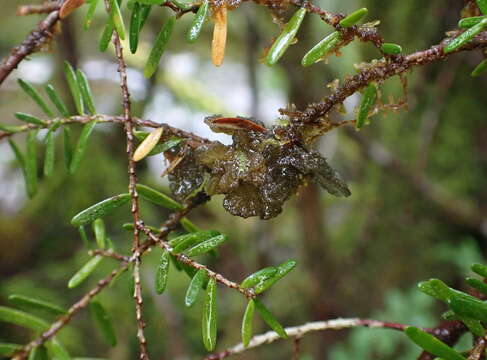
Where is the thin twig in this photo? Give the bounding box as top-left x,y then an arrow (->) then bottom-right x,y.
17,2 -> 60,16
289,0 -> 338,23
0,2 -> 63,85
0,0 -> 200,88
291,337 -> 301,360
0,114 -> 210,145
12,262 -> 130,360
138,225 -> 256,299
13,202 -> 200,359
0,0 -> 201,87
293,32 -> 487,124
161,1 -> 199,17
204,318 -> 412,360
113,29 -> 149,360
90,249 -> 130,262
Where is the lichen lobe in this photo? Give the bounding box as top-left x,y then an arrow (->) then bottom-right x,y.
168,116 -> 351,219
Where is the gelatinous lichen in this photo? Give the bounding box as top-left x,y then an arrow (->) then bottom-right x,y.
166,116 -> 350,219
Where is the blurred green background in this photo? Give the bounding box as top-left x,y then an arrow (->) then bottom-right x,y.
1,0 -> 486,359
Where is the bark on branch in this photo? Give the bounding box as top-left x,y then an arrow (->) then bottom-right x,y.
0,3 -> 62,85
205,318 -> 412,360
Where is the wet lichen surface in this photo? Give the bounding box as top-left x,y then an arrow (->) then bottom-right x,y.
168,116 -> 351,219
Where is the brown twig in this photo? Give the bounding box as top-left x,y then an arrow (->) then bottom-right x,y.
0,114 -> 210,145
138,225 -> 256,299
291,32 -> 487,124
204,318 -> 413,360
136,194 -> 208,255
90,249 -> 130,262
161,1 -> 199,17
12,200 -> 201,359
291,337 -> 301,360
112,24 -> 149,359
288,0 -> 338,23
0,2 -> 63,85
0,0 -> 200,88
12,262 -> 129,360
17,1 -> 60,16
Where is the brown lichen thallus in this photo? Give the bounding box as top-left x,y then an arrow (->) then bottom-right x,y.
166,115 -> 351,219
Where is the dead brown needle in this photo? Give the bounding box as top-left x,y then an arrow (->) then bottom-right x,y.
212,5 -> 227,67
